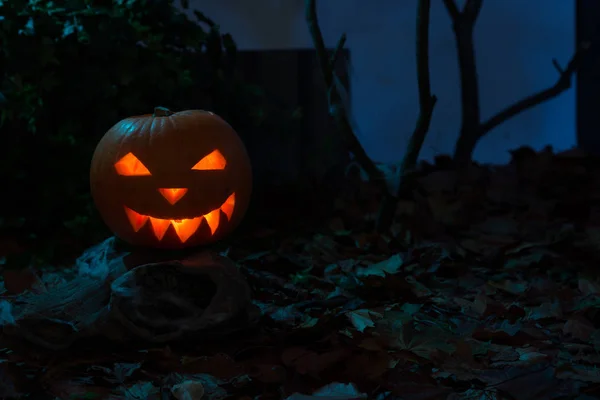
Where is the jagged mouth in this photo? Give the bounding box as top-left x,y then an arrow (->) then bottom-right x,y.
124,193 -> 235,243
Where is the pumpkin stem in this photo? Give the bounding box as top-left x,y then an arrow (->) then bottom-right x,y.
153,106 -> 174,117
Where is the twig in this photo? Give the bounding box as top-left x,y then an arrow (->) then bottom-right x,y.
442,0 -> 484,24
306,0 -> 436,233
399,0 -> 437,175
442,0 -> 460,20
305,0 -> 387,188
444,0 -> 590,165
376,0 -> 437,232
478,42 -> 591,138
329,33 -> 347,71
463,0 -> 484,22
442,0 -> 483,165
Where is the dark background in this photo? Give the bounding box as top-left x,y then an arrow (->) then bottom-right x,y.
0,0 -> 591,266
189,0 -> 576,164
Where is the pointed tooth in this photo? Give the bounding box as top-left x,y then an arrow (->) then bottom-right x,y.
124,207 -> 148,232
220,193 -> 235,220
204,208 -> 221,235
149,217 -> 171,240
171,217 -> 203,243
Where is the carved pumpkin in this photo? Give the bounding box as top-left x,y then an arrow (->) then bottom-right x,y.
90,107 -> 252,248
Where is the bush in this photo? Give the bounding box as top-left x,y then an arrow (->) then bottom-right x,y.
0,0 -> 282,258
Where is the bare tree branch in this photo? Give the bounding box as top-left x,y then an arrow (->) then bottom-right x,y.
306,0 -> 332,86
443,0 -> 483,22
443,0 -> 482,165
442,0 -> 460,21
329,33 -> 347,69
376,0 -> 437,231
478,42 -> 591,138
400,0 -> 437,176
444,0 -> 589,165
305,0 -> 387,189
464,0 -> 484,22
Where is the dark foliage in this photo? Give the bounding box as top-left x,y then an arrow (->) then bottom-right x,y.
0,0 -> 289,265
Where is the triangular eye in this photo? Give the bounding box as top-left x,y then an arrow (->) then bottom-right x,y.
114,152 -> 151,176
192,149 -> 226,170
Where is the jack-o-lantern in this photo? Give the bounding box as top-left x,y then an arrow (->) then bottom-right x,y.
90,107 -> 252,249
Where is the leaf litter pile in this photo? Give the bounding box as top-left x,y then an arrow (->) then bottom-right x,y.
2,147 -> 600,399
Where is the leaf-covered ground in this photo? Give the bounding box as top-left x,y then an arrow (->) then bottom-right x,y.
2,147 -> 600,399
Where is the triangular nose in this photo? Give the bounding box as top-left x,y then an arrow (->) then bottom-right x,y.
158,188 -> 188,205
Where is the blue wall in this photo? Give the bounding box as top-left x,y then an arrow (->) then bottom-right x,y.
186,0 -> 574,165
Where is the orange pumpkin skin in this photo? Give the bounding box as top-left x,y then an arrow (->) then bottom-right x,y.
90,108 -> 252,249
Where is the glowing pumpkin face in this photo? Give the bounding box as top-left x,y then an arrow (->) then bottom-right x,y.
90,107 -> 252,248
